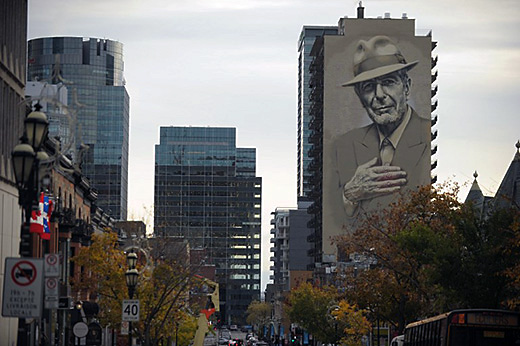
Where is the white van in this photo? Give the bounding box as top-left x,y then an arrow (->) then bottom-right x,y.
390,335 -> 404,346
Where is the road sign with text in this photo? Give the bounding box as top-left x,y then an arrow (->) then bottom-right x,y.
122,299 -> 139,321
2,258 -> 44,317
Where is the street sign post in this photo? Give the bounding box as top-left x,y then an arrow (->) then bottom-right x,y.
122,299 -> 139,321
43,255 -> 60,309
44,253 -> 60,277
121,321 -> 129,335
73,321 -> 89,338
2,258 -> 44,318
44,277 -> 59,309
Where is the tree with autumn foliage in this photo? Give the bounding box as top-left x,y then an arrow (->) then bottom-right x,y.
286,282 -> 370,345
246,301 -> 272,336
71,231 -> 127,327
135,257 -> 201,346
332,301 -> 371,346
335,183 -> 520,333
73,232 -> 208,346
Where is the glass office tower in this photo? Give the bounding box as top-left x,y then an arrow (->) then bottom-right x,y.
28,37 -> 129,220
297,26 -> 337,198
154,127 -> 262,325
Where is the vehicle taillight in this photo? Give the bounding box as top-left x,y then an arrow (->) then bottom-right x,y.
451,313 -> 465,324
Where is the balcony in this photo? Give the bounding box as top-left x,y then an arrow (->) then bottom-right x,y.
58,207 -> 76,230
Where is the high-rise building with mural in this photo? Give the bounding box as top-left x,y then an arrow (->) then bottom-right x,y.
305,5 -> 437,273
154,126 -> 262,325
27,37 -> 129,220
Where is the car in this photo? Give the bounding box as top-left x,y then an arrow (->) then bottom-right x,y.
218,338 -> 230,346
229,324 -> 238,331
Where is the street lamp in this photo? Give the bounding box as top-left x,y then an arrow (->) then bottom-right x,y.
11,104 -> 49,345
11,104 -> 49,255
125,251 -> 139,346
24,105 -> 49,150
11,142 -> 35,188
126,251 -> 138,298
327,305 -> 340,346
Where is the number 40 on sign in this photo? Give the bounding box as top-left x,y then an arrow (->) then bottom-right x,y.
122,299 -> 139,321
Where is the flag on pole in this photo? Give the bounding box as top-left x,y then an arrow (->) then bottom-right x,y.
41,195 -> 53,240
30,192 -> 44,234
30,192 -> 53,240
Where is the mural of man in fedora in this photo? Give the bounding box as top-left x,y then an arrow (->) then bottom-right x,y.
331,35 -> 431,218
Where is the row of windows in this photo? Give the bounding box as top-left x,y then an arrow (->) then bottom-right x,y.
154,220 -> 259,228
155,191 -> 259,198
155,179 -> 260,187
155,200 -> 259,207
230,274 -> 260,280
155,210 -> 254,217
229,264 -> 261,270
230,254 -> 260,260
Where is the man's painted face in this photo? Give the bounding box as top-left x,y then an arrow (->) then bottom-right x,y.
355,71 -> 411,127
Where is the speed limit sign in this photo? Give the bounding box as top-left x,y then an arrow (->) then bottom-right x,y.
122,299 -> 139,321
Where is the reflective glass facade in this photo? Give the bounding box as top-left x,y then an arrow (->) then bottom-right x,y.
27,37 -> 129,219
155,127 -> 262,325
297,27 -> 337,198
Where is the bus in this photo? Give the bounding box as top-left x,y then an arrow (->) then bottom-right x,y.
403,309 -> 520,345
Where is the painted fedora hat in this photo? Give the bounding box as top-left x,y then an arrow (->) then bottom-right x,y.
342,35 -> 418,87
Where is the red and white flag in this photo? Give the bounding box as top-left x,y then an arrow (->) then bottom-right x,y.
30,192 -> 53,240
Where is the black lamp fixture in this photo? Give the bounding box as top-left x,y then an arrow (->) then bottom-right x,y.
125,250 -> 139,346
11,142 -> 36,188
127,251 -> 138,269
125,251 -> 139,299
24,104 -> 49,151
11,103 -> 49,190
11,104 -> 49,346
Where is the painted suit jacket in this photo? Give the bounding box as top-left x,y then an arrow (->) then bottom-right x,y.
327,108 -> 431,230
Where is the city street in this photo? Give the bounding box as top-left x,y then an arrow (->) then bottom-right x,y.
204,329 -> 248,346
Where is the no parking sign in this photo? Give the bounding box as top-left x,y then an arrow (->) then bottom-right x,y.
44,253 -> 60,277
2,258 -> 44,318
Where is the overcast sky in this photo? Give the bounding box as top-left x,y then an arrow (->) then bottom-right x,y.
28,0 -> 520,291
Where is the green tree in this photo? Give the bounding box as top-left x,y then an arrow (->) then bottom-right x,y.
336,183 -> 520,333
503,210 -> 520,308
136,260 -> 200,346
333,301 -> 371,346
72,231 -> 127,327
286,282 -> 369,345
73,232 -> 202,346
246,301 -> 272,336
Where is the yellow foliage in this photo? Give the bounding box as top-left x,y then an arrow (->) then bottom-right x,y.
333,301 -> 371,346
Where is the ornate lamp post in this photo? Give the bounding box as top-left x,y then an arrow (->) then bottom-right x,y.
126,251 -> 139,345
11,104 -> 49,345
